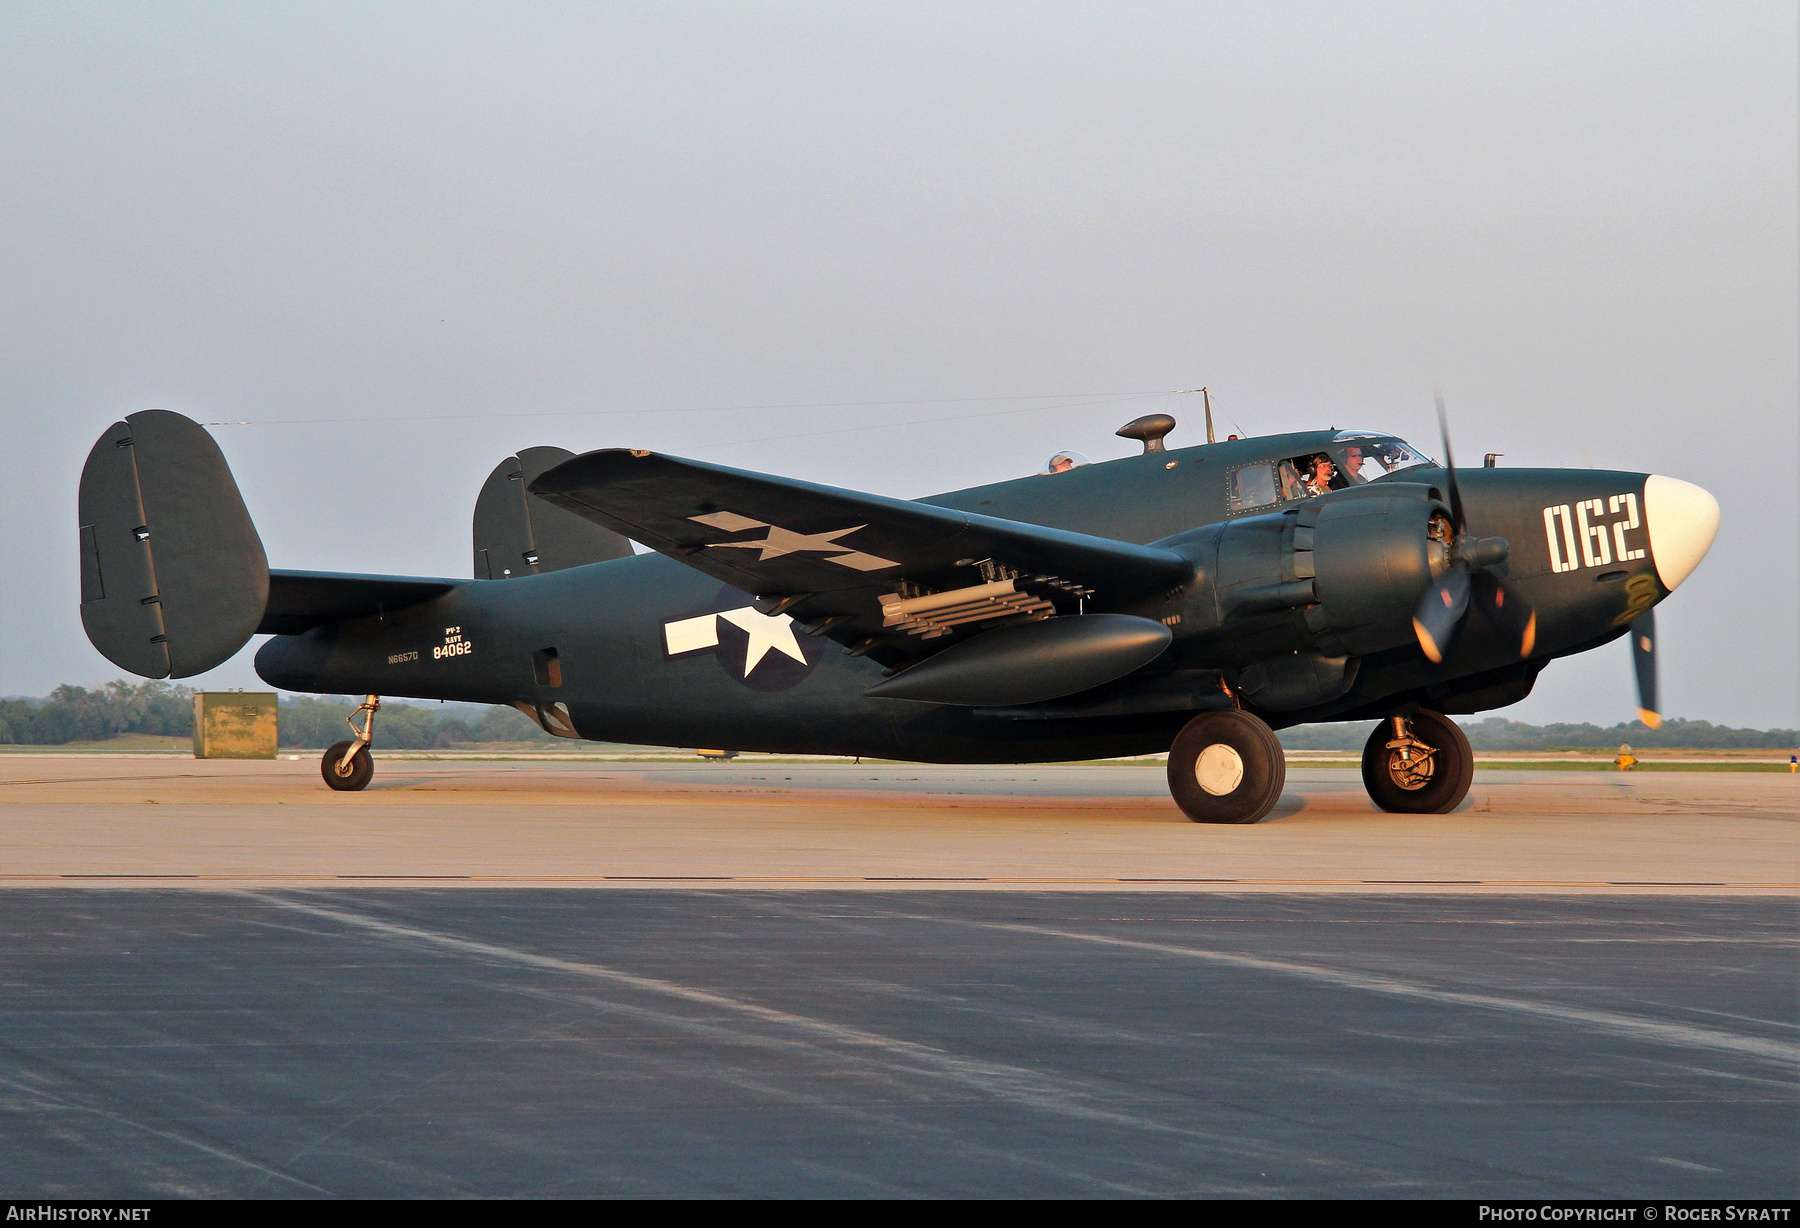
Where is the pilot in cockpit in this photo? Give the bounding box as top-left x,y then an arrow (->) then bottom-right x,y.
1301,453 -> 1338,497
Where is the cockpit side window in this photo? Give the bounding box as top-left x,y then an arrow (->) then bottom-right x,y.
1229,436 -> 1432,513
1227,464 -> 1278,511
1282,453 -> 1345,497
1276,459 -> 1309,501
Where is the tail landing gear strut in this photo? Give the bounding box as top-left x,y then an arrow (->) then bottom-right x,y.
321,694 -> 380,792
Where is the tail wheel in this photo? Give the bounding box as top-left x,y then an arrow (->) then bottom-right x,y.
321,740 -> 374,792
1167,710 -> 1286,824
1361,711 -> 1473,814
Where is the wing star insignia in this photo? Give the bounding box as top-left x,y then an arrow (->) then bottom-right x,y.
687,511 -> 898,571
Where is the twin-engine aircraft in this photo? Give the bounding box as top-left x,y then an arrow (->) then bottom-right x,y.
77,405 -> 1717,823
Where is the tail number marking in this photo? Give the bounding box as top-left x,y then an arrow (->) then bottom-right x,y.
433,626 -> 473,660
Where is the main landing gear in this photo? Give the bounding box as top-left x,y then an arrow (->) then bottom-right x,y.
1361,710 -> 1473,814
1166,707 -> 1476,823
321,694 -> 381,792
1167,709 -> 1287,824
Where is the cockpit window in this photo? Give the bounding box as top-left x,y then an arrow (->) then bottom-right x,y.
1041,450 -> 1092,475
1227,464 -> 1278,511
1329,433 -> 1431,483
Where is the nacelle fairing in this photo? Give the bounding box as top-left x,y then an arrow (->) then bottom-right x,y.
1152,483 -> 1449,683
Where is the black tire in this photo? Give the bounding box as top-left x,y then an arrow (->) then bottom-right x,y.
1167,710 -> 1287,824
1361,711 -> 1473,814
321,740 -> 374,792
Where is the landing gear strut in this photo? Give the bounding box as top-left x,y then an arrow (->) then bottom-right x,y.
1361,710 -> 1473,814
321,694 -> 380,792
1167,709 -> 1286,824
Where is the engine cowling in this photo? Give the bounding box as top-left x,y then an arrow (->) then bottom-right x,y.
1302,484 -> 1450,655
1156,484 -> 1451,707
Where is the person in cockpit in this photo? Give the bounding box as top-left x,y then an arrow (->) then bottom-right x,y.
1302,453 -> 1337,497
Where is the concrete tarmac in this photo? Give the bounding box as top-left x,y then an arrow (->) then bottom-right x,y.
0,757 -> 1793,889
0,759 -> 1793,1197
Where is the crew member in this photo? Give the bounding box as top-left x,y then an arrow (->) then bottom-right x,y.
1615,743 -> 1637,771
1302,454 -> 1337,497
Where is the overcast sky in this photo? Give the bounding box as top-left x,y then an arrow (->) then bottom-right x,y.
2,2 -> 1794,729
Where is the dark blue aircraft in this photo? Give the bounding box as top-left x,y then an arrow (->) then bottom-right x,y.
76,406 -> 1717,823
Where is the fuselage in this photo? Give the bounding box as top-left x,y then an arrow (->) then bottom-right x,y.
254,429 -> 1709,761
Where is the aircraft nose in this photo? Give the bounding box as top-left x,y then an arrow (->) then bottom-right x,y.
1643,475 -> 1719,592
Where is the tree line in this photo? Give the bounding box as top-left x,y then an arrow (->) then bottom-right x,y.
0,679 -> 1792,750
0,681 -> 556,748
1277,716 -> 1796,751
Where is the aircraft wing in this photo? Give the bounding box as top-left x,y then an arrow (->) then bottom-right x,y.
530,450 -> 1191,657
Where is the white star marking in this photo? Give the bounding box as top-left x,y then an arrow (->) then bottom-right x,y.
717,607 -> 808,677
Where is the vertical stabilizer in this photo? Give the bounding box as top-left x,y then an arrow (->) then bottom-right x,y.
78,410 -> 269,678
473,445 -> 632,578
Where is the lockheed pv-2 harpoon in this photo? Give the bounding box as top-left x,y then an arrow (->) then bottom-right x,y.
77,405 -> 1717,823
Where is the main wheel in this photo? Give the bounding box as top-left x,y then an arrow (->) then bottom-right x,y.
321,740 -> 374,792
1167,710 -> 1287,824
1361,711 -> 1473,814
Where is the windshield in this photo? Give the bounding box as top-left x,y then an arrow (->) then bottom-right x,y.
1329,432 -> 1432,484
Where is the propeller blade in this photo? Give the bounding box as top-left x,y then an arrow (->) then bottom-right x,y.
1630,611 -> 1660,729
1412,560 -> 1471,664
1471,571 -> 1538,658
1434,388 -> 1466,535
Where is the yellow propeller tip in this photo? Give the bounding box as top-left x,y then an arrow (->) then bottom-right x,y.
1520,611 -> 1537,658
1413,619 -> 1443,664
1637,708 -> 1663,730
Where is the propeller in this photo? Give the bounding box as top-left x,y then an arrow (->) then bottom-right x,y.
1412,392 -> 1537,664
1630,610 -> 1661,729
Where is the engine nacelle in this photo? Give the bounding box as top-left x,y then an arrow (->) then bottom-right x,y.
1302,484 -> 1449,655
1155,484 -> 1449,708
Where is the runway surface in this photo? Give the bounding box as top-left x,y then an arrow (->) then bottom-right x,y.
0,757 -> 1792,888
0,760 -> 1793,1197
1,889 -> 1793,1198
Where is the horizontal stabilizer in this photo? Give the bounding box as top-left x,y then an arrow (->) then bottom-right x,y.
530,450 -> 1192,606
258,571 -> 464,635
78,410 -> 269,678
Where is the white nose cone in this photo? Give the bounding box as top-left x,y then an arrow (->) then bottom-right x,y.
1643,475 -> 1719,592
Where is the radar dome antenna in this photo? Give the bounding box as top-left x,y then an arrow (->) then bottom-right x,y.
1116,414 -> 1177,454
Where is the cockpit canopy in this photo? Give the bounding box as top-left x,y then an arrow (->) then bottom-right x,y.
1041,450 -> 1092,475
1226,433 -> 1432,513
